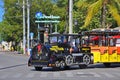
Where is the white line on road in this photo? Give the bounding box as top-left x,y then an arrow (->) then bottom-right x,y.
65,71 -> 74,77
76,72 -> 87,77
53,72 -> 61,77
26,73 -> 35,78
0,74 -> 9,79
89,72 -> 101,77
113,72 -> 120,77
12,73 -> 22,78
39,72 -> 48,77
101,72 -> 115,78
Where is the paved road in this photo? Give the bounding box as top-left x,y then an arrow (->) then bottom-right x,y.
0,52 -> 120,80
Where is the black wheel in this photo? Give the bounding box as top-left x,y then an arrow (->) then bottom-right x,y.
34,67 -> 42,71
55,61 -> 60,67
65,55 -> 73,66
79,64 -> 87,69
53,61 -> 60,71
53,67 -> 60,71
103,63 -> 111,67
64,66 -> 70,70
83,54 -> 91,65
59,60 -> 65,69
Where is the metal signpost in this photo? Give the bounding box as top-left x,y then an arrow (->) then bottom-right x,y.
35,12 -> 43,41
30,32 -> 34,47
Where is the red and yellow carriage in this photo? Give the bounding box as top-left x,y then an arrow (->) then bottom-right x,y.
81,29 -> 120,67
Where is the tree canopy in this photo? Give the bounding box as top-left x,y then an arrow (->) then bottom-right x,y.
0,0 -> 120,44
83,0 -> 120,28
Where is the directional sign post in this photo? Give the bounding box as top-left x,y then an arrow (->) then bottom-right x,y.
30,32 -> 34,48
35,12 -> 43,41
35,12 -> 60,43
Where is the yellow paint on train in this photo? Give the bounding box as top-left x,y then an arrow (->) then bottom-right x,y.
91,46 -> 120,63
50,46 -> 64,52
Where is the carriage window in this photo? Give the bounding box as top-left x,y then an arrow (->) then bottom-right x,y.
81,39 -> 86,45
50,36 -> 57,43
58,37 -> 62,43
61,36 -> 67,43
75,38 -> 80,46
116,39 -> 120,46
109,39 -> 114,46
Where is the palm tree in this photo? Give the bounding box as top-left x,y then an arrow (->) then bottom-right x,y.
82,0 -> 120,28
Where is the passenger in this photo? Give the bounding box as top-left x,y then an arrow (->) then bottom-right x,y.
69,41 -> 79,53
45,42 -> 51,51
64,39 -> 67,43
58,39 -> 62,43
69,47 -> 73,53
37,41 -> 42,54
70,46 -> 79,53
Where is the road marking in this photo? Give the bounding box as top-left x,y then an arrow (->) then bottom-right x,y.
26,73 -> 35,78
113,72 -> 120,77
76,72 -> 87,77
76,72 -> 101,77
102,73 -> 115,78
0,74 -> 9,79
53,72 -> 60,77
65,72 -> 74,77
12,73 -> 22,78
0,71 -> 119,79
0,65 -> 3,68
76,72 -> 84,74
40,72 -> 48,77
89,72 -> 101,77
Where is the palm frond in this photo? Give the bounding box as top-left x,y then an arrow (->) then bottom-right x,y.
75,0 -> 88,9
114,0 -> 120,4
114,0 -> 120,11
83,0 -> 103,28
108,4 -> 120,26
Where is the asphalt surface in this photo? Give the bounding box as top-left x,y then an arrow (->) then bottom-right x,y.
0,51 -> 120,80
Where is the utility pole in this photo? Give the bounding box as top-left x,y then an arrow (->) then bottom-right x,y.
69,0 -> 73,34
23,0 -> 26,54
27,0 -> 30,54
38,23 -> 40,41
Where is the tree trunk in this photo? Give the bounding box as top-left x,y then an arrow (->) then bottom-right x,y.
101,0 -> 110,28
101,1 -> 107,28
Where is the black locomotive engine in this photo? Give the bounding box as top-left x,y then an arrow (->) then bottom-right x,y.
28,34 -> 93,71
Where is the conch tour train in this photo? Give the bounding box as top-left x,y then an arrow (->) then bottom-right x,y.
28,29 -> 120,71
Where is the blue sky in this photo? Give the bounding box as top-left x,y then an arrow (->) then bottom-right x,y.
0,0 -> 4,22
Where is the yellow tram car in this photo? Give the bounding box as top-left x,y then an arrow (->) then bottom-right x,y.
81,29 -> 120,67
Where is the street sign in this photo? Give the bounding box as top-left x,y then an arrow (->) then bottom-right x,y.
35,12 -> 43,19
30,32 -> 34,40
36,14 -> 60,19
35,20 -> 60,23
38,15 -> 60,19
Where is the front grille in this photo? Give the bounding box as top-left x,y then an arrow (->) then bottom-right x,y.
31,60 -> 48,67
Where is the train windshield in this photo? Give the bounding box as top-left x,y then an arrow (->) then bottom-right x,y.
48,34 -> 81,45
